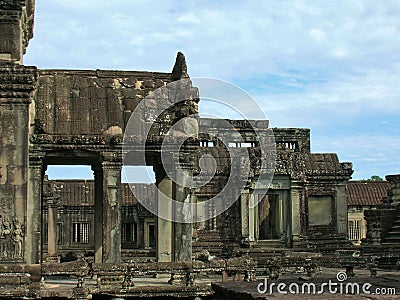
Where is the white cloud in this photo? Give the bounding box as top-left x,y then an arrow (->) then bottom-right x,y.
23,0 -> 400,180
310,28 -> 326,42
312,134 -> 400,179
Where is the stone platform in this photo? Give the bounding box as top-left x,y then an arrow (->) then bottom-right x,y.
212,268 -> 400,299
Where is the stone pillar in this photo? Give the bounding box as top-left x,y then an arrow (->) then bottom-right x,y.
26,154 -> 43,264
336,183 -> 348,234
0,64 -> 36,264
92,166 -> 103,264
248,192 -> 256,242
45,195 -> 60,262
282,191 -> 290,245
137,220 -> 144,248
101,158 -> 122,263
290,186 -> 302,244
241,189 -> 250,244
173,165 -> 193,262
156,174 -> 173,262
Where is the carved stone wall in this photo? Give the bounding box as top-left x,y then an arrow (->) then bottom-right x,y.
34,70 -> 172,136
0,63 -> 37,262
387,174 -> 400,205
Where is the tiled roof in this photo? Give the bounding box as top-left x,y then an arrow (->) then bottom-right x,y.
121,183 -> 156,206
43,180 -> 155,206
346,181 -> 391,206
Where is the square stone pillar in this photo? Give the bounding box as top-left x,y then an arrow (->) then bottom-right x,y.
241,189 -> 250,244
249,193 -> 256,242
156,175 -> 173,262
0,63 -> 37,263
26,154 -> 44,264
101,159 -> 122,263
335,183 -> 348,235
290,186 -> 302,243
92,166 -> 103,263
173,165 -> 193,262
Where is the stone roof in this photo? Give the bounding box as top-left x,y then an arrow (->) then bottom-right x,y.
346,181 -> 391,206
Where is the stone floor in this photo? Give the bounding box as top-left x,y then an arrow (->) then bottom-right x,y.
37,268 -> 400,299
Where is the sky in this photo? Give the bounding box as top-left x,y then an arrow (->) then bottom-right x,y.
24,0 -> 400,180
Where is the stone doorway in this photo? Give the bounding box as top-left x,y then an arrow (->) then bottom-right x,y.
42,165 -> 96,263
34,151 -> 123,264
258,193 -> 287,240
42,165 -> 95,263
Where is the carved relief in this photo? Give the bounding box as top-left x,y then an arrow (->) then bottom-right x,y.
0,216 -> 24,260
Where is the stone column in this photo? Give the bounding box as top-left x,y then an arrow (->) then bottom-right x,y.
173,164 -> 193,262
92,166 -> 103,263
46,196 -> 60,262
282,191 -> 290,246
101,158 -> 122,263
26,153 -> 44,264
277,193 -> 284,237
248,192 -> 256,242
241,189 -> 250,244
137,220 -> 144,248
156,173 -> 173,262
290,185 -> 302,244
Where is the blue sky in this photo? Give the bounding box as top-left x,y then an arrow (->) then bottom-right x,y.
25,0 -> 400,180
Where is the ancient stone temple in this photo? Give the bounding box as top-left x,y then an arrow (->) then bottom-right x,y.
0,1 -> 365,298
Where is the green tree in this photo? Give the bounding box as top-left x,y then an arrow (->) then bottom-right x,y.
369,175 -> 383,181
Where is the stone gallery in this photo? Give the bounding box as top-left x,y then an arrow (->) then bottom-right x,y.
0,1 -> 399,299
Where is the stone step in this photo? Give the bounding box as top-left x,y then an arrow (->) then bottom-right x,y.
192,241 -> 224,248
122,257 -> 156,263
386,231 -> 400,235
121,249 -> 156,263
194,231 -> 223,242
252,239 -> 285,249
381,242 -> 400,246
385,232 -> 400,236
384,237 -> 400,243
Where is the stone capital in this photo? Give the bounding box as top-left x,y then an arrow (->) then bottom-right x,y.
0,64 -> 37,99
28,151 -> 45,171
46,198 -> 59,208
101,161 -> 122,170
